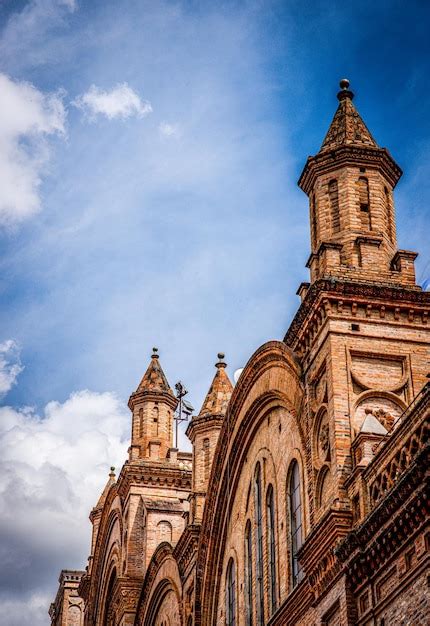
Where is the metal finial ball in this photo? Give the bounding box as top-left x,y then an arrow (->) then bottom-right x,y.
152,347 -> 158,355
110,466 -> 115,472
339,78 -> 350,90
217,352 -> 225,360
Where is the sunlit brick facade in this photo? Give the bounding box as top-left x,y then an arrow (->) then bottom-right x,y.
52,80 -> 430,626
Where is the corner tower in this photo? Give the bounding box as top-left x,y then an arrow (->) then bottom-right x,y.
128,347 -> 177,461
299,79 -> 417,288
285,79 -> 430,536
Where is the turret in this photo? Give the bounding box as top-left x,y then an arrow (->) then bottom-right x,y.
186,353 -> 233,523
298,79 -> 418,289
127,348 -> 177,461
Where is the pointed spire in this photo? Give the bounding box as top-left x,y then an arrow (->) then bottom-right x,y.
320,79 -> 378,153
94,466 -> 116,512
135,347 -> 174,397
199,353 -> 233,417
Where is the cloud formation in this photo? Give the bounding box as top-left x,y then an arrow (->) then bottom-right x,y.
0,340 -> 23,396
0,73 -> 66,227
159,122 -> 180,138
73,83 -> 152,120
0,388 -> 129,624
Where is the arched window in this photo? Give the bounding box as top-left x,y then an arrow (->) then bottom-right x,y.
358,177 -> 371,230
254,464 -> 264,625
288,461 -> 303,587
266,485 -> 277,614
384,186 -> 394,242
245,521 -> 253,626
203,437 -> 210,481
152,405 -> 159,436
310,193 -> 318,249
328,179 -> 340,234
226,558 -> 236,626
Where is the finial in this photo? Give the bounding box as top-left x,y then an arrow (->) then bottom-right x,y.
152,347 -> 159,359
109,466 -> 116,479
337,77 -> 354,101
216,352 -> 226,368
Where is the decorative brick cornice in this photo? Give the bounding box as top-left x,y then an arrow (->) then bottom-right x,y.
298,145 -> 402,194
284,277 -> 429,350
117,461 -> 192,497
298,508 -> 352,600
185,414 -> 224,441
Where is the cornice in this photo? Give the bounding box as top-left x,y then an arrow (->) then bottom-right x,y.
185,413 -> 224,441
284,277 -> 430,348
298,145 -> 402,194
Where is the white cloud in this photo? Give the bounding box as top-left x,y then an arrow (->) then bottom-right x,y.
73,83 -> 152,120
0,389 -> 129,617
159,122 -> 180,138
0,73 -> 66,227
0,340 -> 23,396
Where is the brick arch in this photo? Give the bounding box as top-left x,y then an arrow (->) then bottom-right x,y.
87,489 -> 124,626
93,511 -> 123,625
195,341 -> 304,626
134,542 -> 183,626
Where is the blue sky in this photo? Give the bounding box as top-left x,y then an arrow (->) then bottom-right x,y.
0,0 -> 429,623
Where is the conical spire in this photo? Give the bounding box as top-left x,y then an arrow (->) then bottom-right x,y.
320,79 -> 378,153
198,353 -> 233,417
135,347 -> 174,397
94,467 -> 116,512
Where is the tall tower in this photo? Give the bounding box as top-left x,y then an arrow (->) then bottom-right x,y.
285,80 -> 430,538
128,347 -> 177,461
299,78 -> 417,289
186,353 -> 233,523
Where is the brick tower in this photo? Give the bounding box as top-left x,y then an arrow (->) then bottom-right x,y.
128,347 -> 177,461
299,78 -> 416,287
284,79 -> 429,582
186,353 -> 233,523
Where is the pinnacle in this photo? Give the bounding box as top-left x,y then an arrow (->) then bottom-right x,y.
199,354 -> 233,417
94,467 -> 116,511
319,79 -> 378,152
135,349 -> 174,397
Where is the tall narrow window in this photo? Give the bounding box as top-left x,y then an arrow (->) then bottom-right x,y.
358,177 -> 371,230
328,179 -> 340,234
254,464 -> 264,625
245,521 -> 253,626
139,408 -> 144,437
384,186 -> 394,242
310,193 -> 318,249
203,438 -> 210,481
226,558 -> 236,626
288,461 -> 303,587
266,486 -> 277,614
152,405 -> 159,436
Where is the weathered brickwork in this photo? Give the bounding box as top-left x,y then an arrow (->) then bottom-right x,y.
49,570 -> 85,626
52,81 -> 429,626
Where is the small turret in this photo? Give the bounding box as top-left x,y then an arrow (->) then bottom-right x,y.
128,348 -> 177,461
186,353 -> 233,523
298,79 -> 417,289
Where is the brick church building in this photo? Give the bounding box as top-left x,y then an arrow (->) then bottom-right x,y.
50,81 -> 430,626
